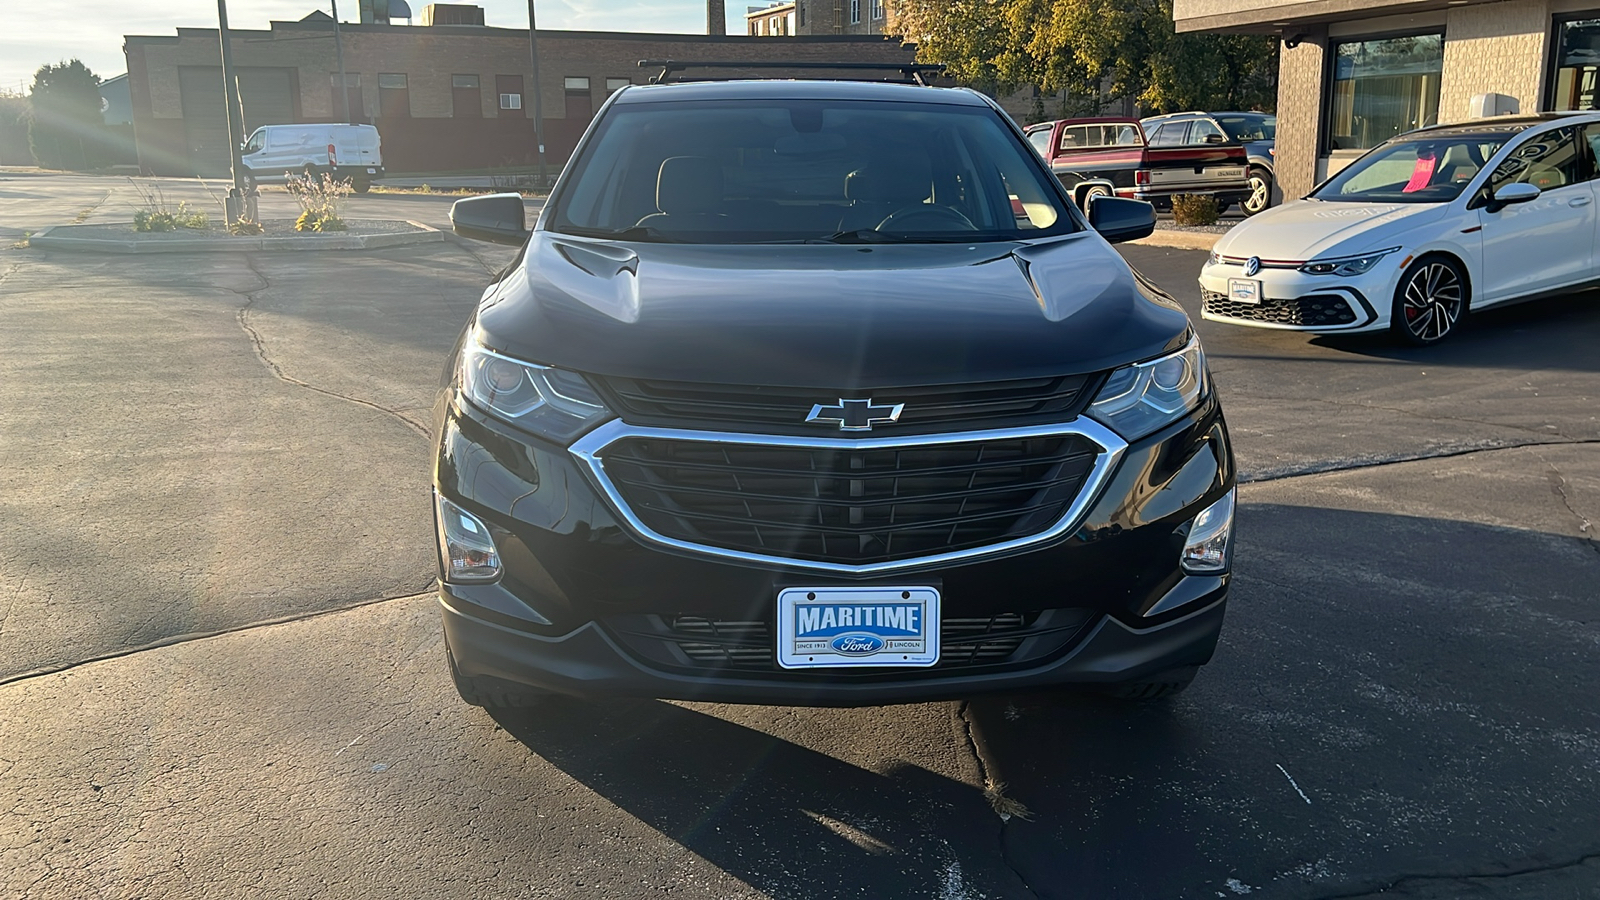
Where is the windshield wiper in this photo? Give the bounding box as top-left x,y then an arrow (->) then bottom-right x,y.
809,230 -> 955,244
559,225 -> 679,243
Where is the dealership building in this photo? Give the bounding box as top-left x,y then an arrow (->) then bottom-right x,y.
1176,0 -> 1600,200
121,6 -> 915,176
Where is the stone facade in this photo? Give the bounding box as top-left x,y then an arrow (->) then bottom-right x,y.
123,21 -> 917,175
1274,27 -> 1328,202
1437,1 -> 1552,124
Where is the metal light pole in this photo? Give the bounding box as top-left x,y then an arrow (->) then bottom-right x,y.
217,0 -> 247,222
331,0 -> 350,122
527,0 -> 548,186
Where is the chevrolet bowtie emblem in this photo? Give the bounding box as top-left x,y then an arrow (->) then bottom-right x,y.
806,398 -> 905,432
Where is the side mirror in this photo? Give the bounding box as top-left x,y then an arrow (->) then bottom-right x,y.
1484,182 -> 1540,213
1088,196 -> 1157,244
1202,132 -> 1227,145
451,193 -> 531,246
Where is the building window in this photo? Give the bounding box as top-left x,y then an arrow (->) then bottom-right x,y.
850,0 -> 860,24
496,74 -> 523,116
1327,34 -> 1444,152
377,73 -> 409,118
871,0 -> 884,20
564,76 -> 593,121
1552,17 -> 1600,110
605,77 -> 631,94
563,77 -> 590,91
451,74 -> 481,117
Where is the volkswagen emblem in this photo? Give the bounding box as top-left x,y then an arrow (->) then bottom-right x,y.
1244,256 -> 1262,277
805,398 -> 905,432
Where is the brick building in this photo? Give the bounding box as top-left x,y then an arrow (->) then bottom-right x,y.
746,0 -> 892,36
122,9 -> 916,176
1176,0 -> 1600,201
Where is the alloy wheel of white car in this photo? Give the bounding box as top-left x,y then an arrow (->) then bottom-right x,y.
1394,258 -> 1467,345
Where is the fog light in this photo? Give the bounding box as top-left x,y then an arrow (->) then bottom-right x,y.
435,492 -> 501,583
1181,488 -> 1235,574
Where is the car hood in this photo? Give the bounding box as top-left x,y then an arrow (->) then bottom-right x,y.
1214,198 -> 1449,261
475,231 -> 1191,387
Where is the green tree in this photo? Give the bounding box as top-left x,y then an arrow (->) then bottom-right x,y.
892,0 -> 1277,116
28,59 -> 110,170
0,92 -> 32,166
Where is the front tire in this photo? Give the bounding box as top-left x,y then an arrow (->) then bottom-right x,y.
1242,167 -> 1273,215
352,178 -> 371,194
1392,255 -> 1468,345
447,645 -> 551,709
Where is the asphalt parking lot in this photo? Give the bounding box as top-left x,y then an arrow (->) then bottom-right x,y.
2,172 -> 1598,899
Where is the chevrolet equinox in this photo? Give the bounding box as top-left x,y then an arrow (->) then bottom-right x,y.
435,78 -> 1235,707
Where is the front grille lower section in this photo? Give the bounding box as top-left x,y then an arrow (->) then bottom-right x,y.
1203,290 -> 1359,327
595,433 -> 1100,566
605,608 -> 1100,678
595,374 -> 1099,435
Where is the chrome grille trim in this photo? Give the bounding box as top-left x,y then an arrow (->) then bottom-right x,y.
569,418 -> 1128,575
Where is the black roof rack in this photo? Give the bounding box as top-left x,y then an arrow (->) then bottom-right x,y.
638,59 -> 946,86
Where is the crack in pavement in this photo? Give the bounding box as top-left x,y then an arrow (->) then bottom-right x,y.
232,254 -> 430,438
1543,462 -> 1599,558
1242,391 -> 1576,439
0,588 -> 433,690
1310,848 -> 1600,899
1240,437 -> 1600,484
954,701 -> 1043,900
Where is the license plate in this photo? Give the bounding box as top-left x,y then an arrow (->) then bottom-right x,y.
776,586 -> 940,669
1228,278 -> 1262,304
366,167 -> 377,174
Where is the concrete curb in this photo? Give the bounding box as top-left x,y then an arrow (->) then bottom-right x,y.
1128,230 -> 1222,252
28,220 -> 444,254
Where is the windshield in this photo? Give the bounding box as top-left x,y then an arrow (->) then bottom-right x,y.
1217,114 -> 1275,142
1312,133 -> 1513,203
550,98 -> 1077,243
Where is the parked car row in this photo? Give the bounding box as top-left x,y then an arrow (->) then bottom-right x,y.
1025,110 -> 1276,216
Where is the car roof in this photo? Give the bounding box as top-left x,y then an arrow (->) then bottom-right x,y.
1401,112 -> 1600,138
610,79 -> 989,107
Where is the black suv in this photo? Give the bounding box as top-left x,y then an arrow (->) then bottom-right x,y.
436,79 -> 1235,707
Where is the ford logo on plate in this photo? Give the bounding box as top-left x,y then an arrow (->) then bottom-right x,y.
830,633 -> 884,655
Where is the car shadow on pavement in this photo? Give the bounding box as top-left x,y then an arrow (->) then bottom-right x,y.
1309,288 -> 1600,372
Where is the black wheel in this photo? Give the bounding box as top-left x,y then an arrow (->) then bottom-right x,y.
1102,666 -> 1197,701
302,164 -> 319,184
1242,167 -> 1273,215
1392,255 -> 1468,345
1079,184 -> 1114,211
352,178 -> 371,194
447,645 -> 551,709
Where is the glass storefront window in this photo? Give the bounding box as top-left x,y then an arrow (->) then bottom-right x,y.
1328,34 -> 1444,151
1553,17 -> 1600,110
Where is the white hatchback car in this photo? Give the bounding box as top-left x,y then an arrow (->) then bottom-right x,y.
1199,113 -> 1600,344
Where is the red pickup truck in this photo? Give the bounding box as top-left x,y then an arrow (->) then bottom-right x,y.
1024,116 -> 1252,212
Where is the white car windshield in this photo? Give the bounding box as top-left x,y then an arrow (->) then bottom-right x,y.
1312,133 -> 1517,203
551,98 -> 1077,244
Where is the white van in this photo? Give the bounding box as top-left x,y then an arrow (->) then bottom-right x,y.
240,124 -> 384,193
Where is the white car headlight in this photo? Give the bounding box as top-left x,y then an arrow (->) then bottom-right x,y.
460,339 -> 611,442
1298,247 -> 1400,277
1088,335 -> 1207,440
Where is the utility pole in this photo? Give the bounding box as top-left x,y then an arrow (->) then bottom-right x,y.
331,0 -> 350,122
527,0 -> 548,186
217,0 -> 247,223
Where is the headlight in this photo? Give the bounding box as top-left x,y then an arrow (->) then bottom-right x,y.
1298,247 -> 1399,276
1088,335 -> 1207,440
435,492 -> 501,583
1181,488 -> 1234,574
460,339 -> 611,442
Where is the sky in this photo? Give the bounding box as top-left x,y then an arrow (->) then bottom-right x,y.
0,0 -> 750,95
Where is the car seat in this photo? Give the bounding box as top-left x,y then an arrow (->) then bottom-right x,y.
838,154 -> 933,232
636,156 -> 727,229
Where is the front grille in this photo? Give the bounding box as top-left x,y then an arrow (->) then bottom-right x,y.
598,434 -> 1100,565
1203,290 -> 1359,327
595,374 -> 1099,435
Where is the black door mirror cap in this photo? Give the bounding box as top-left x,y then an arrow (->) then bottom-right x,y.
1088,196 -> 1157,244
451,193 -> 531,246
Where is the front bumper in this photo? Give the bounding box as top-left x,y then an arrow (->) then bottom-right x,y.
434,395 -> 1235,705
1198,259 -> 1398,332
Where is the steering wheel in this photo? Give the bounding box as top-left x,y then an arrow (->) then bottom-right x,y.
876,204 -> 978,232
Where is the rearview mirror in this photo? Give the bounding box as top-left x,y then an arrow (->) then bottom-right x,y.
1088,196 -> 1156,244
1485,182 -> 1540,213
451,193 -> 531,246
1202,133 -> 1227,145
